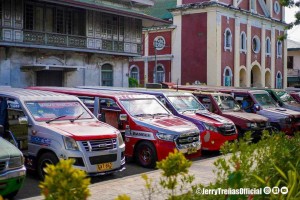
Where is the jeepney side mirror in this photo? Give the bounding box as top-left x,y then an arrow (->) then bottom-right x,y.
119,114 -> 128,121
18,116 -> 28,125
254,104 -> 261,112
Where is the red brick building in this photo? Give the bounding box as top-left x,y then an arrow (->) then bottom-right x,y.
129,0 -> 287,88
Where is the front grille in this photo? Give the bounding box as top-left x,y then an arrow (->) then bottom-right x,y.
82,138 -> 117,152
0,161 -> 6,171
176,132 -> 199,145
257,122 -> 267,128
218,124 -> 236,136
89,154 -> 117,165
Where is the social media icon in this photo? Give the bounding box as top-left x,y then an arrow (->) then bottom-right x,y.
272,187 -> 280,194
264,187 -> 271,194
281,187 -> 288,195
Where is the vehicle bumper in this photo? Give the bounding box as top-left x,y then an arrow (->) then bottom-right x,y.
201,131 -> 238,151
155,140 -> 201,161
280,122 -> 300,135
0,166 -> 26,196
64,143 -> 126,176
242,126 -> 273,140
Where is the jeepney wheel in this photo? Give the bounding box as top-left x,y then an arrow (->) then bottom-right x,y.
37,152 -> 59,180
136,141 -> 157,168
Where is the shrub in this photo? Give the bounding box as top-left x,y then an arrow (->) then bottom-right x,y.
128,77 -> 138,87
39,159 -> 91,200
195,131 -> 300,199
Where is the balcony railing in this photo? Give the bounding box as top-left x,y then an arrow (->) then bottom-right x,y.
0,28 -> 141,54
287,69 -> 300,77
23,30 -> 86,48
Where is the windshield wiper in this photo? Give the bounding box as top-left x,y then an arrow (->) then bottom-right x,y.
153,113 -> 170,116
134,114 -> 154,117
70,112 -> 84,122
182,109 -> 197,114
46,115 -> 67,124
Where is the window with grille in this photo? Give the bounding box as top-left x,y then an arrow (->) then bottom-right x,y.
130,66 -> 139,83
25,3 -> 34,30
224,28 -> 232,51
287,56 -> 293,69
266,37 -> 271,56
240,32 -> 247,53
102,64 -> 113,86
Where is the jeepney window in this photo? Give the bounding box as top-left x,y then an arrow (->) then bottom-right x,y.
167,95 -> 205,112
99,98 -> 120,110
120,98 -> 169,117
25,101 -> 93,122
78,96 -> 95,112
274,91 -> 296,103
213,95 -> 240,111
252,93 -> 278,108
6,98 -> 28,150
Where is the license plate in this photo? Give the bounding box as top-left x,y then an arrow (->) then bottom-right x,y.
187,147 -> 198,154
97,162 -> 113,171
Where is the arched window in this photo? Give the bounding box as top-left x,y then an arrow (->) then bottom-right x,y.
101,64 -> 113,86
223,67 -> 233,86
240,32 -> 247,53
252,36 -> 261,53
266,37 -> 271,56
130,66 -> 139,83
276,71 -> 283,89
277,40 -> 282,58
224,28 -> 232,51
154,65 -> 165,83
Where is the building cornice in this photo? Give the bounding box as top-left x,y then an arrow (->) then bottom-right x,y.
169,1 -> 288,27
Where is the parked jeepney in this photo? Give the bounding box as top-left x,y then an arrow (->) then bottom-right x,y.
220,89 -> 300,134
0,127 -> 26,199
192,91 -> 272,140
0,88 -> 125,179
290,92 -> 300,103
77,86 -> 238,151
29,87 -> 202,168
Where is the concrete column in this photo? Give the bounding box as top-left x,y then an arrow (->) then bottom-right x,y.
261,23 -> 266,87
144,31 -> 149,86
283,30 -> 287,88
271,25 -> 276,88
246,18 -> 252,87
171,11 -> 182,84
207,10 -> 222,86
234,16 -> 240,87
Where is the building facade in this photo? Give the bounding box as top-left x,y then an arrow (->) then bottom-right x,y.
287,39 -> 300,86
0,0 -> 167,87
130,0 -> 287,88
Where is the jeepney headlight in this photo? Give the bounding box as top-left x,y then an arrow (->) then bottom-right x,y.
156,132 -> 176,142
246,123 -> 258,128
117,132 -> 124,146
63,136 -> 79,151
203,123 -> 218,132
280,117 -> 292,123
8,156 -> 23,169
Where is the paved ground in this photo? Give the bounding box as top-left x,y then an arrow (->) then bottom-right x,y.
23,155 -> 220,200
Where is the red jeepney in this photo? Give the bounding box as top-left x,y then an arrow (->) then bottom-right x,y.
29,87 -> 202,168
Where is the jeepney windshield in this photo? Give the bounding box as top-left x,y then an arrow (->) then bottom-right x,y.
252,93 -> 278,108
274,91 -> 296,103
25,101 -> 93,122
167,95 -> 205,113
213,95 -> 240,111
120,98 -> 170,117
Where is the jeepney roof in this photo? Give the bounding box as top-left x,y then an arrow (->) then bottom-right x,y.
78,86 -> 193,96
29,87 -> 156,100
0,88 -> 79,101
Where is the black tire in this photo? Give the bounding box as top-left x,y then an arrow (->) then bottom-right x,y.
271,123 -> 281,133
4,190 -> 19,199
37,152 -> 59,180
135,141 -> 157,168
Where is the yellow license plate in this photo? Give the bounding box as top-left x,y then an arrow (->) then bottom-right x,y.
187,147 -> 197,154
97,162 -> 113,171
